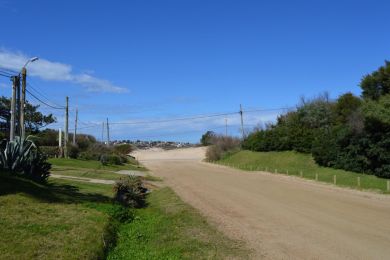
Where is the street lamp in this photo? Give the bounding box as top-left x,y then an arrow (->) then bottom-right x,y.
22,57 -> 39,71
20,56 -> 39,139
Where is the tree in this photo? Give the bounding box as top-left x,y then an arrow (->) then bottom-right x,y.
0,96 -> 56,135
200,131 -> 216,146
360,61 -> 390,100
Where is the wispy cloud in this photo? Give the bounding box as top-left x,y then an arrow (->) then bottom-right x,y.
0,48 -> 128,93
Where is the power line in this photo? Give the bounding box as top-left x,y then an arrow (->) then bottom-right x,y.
67,106 -> 292,131
26,89 -> 65,110
0,72 -> 12,78
0,67 -> 18,74
27,83 -> 65,109
110,112 -> 239,126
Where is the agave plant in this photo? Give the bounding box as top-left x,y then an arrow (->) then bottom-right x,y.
0,137 -> 36,172
0,136 -> 51,182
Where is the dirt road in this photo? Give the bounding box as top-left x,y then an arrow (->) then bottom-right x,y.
134,147 -> 390,259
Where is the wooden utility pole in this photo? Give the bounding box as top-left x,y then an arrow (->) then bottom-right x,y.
64,96 -> 69,158
9,76 -> 18,141
240,104 -> 245,139
20,67 -> 27,139
16,76 -> 21,136
73,108 -> 78,145
101,122 -> 105,143
58,128 -> 63,157
106,118 -> 110,146
225,118 -> 228,137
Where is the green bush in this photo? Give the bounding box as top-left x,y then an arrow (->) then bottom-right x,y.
100,154 -> 123,166
23,151 -> 51,182
113,176 -> 147,208
113,144 -> 133,155
68,145 -> 80,159
205,135 -> 240,161
39,146 -> 59,158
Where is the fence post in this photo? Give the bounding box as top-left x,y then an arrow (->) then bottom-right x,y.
286,170 -> 289,175
315,173 -> 318,181
275,169 -> 278,174
357,177 -> 360,188
387,180 -> 390,192
300,171 -> 303,177
333,175 -> 337,185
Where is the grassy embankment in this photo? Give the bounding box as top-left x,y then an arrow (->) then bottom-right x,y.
218,150 -> 390,193
0,158 -> 247,259
48,158 -> 148,181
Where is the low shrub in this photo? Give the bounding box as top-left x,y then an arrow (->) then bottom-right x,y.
113,144 -> 134,155
23,151 -> 51,183
113,175 -> 147,208
205,135 -> 241,161
100,154 -> 122,166
68,145 -> 80,159
40,146 -> 59,158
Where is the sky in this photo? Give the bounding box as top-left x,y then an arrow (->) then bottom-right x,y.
1,0 -> 390,142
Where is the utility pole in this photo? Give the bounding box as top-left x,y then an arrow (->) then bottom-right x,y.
240,104 -> 245,139
9,76 -> 18,141
225,118 -> 228,137
64,96 -> 69,158
58,128 -> 63,158
101,121 -> 104,143
16,76 -> 21,136
106,118 -> 110,146
73,108 -> 78,145
20,67 -> 27,139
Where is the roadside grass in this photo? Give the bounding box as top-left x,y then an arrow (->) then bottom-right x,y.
1,158 -> 245,259
49,158 -> 148,182
49,158 -> 147,171
51,166 -> 125,180
218,150 -> 390,193
143,174 -> 163,182
0,172 -> 115,259
108,187 -> 249,260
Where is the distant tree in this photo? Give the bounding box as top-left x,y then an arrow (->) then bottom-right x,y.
0,96 -> 56,135
360,61 -> 390,100
200,131 -> 216,146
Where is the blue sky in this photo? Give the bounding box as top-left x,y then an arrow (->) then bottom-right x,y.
1,0 -> 389,142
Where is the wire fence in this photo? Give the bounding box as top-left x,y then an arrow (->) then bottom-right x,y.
216,161 -> 390,194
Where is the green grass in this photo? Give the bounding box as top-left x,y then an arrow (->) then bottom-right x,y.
1,158 -> 244,259
108,187 -> 249,260
49,158 -> 147,171
0,173 -> 115,259
218,150 -> 390,193
51,165 -> 125,180
49,158 -> 148,182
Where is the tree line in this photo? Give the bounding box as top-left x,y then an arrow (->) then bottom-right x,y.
243,61 -> 390,178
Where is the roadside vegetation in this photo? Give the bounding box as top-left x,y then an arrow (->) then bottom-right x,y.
1,138 -> 244,259
218,150 -> 389,193
204,61 -> 390,193
108,187 -> 249,259
243,61 -> 390,179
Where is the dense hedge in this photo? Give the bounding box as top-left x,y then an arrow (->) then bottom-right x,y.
243,62 -> 390,178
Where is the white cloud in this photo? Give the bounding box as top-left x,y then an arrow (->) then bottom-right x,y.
0,48 -> 128,93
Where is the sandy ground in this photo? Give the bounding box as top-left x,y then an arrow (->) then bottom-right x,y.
133,147 -> 390,259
